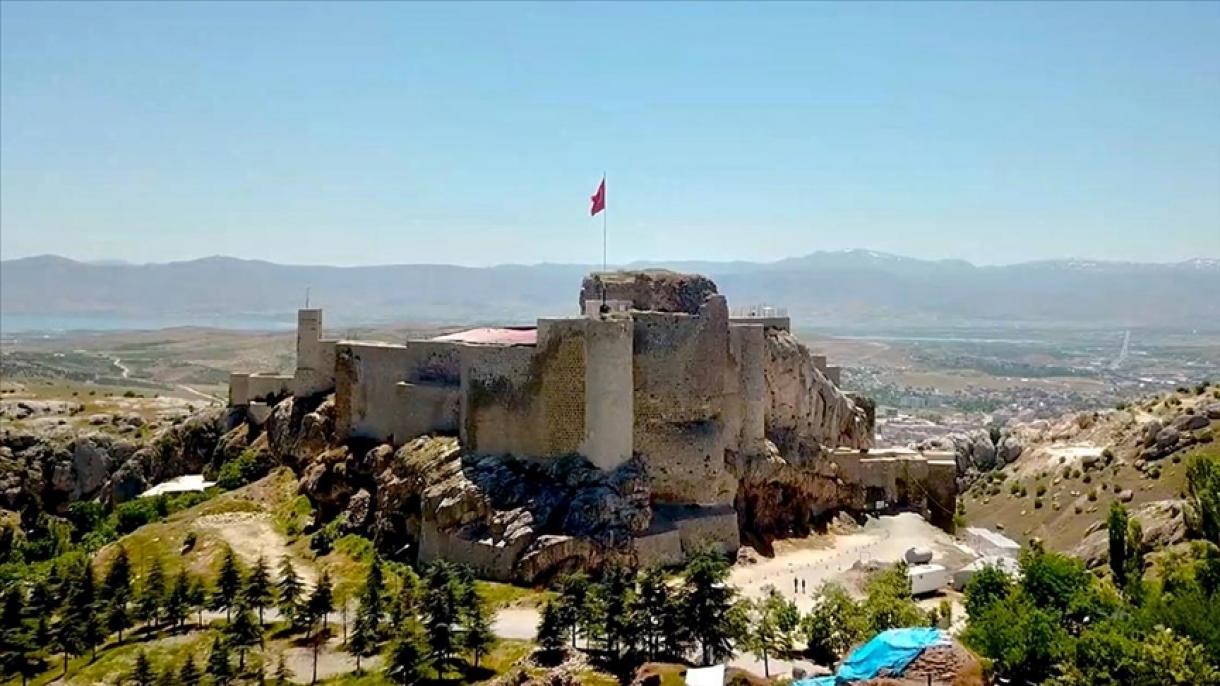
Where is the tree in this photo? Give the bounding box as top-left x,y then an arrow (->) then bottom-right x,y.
243,555 -> 273,626
421,562 -> 462,678
130,650 -> 156,686
103,546 -> 134,641
226,601 -> 262,671
276,556 -> 304,627
861,563 -> 926,633
348,605 -> 378,674
137,557 -> 166,631
385,617 -> 430,686
463,590 -> 495,669
66,559 -> 103,661
1108,502 -> 1130,587
205,637 -> 234,686
166,570 -> 191,631
50,614 -> 81,676
188,576 -> 208,629
802,583 -> 867,664
214,547 -> 243,622
595,565 -> 634,661
630,567 -> 671,661
1185,451 -> 1220,543
355,554 -> 386,641
680,548 -> 738,665
1126,518 -> 1146,586
1,588 -> 45,686
179,654 -> 202,686
306,571 -> 335,633
537,600 -> 567,659
1020,543 -> 1091,616
740,595 -> 782,678
554,572 -> 589,646
961,592 -> 1070,684
964,564 -> 1015,619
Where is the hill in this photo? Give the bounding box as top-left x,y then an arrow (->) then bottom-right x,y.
3,251 -> 1218,330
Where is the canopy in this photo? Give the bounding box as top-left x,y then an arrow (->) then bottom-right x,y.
794,628 -> 949,685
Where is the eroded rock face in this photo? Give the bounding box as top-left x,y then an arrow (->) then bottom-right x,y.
579,270 -> 718,314
732,441 -> 851,548
358,436 -> 652,582
762,329 -> 873,455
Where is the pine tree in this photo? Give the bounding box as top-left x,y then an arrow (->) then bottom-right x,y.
421,562 -> 461,678
205,637 -> 233,686
214,547 -> 242,622
633,567 -> 670,661
226,601 -> 262,671
681,548 -> 738,665
597,565 -> 633,661
358,554 -> 386,638
536,600 -> 566,660
179,654 -> 202,686
463,590 -> 495,669
243,555 -> 273,626
51,614 -> 81,676
385,617 -> 430,686
0,588 -> 44,686
130,650 -> 156,686
165,570 -> 191,631
103,546 -> 134,642
1108,502 -> 1129,587
306,571 -> 334,633
187,576 -> 208,629
27,578 -> 55,617
554,572 -> 589,646
276,556 -> 304,628
347,607 -> 378,673
137,557 -> 166,632
156,664 -> 177,686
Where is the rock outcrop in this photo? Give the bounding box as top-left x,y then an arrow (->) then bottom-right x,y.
1073,499 -> 1187,568
579,270 -> 718,314
763,329 -> 873,454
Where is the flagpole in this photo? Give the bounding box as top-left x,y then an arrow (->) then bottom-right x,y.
600,172 -> 608,312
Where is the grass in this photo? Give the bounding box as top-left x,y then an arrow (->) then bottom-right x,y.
476,580 -> 552,610
318,639 -> 536,685
9,627 -> 222,686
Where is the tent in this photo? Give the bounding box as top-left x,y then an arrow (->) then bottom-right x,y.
795,628 -> 950,685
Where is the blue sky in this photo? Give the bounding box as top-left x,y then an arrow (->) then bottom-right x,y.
1,2 -> 1217,266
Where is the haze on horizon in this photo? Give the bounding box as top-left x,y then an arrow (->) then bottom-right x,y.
2,2 -> 1218,268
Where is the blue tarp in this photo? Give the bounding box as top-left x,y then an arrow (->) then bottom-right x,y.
794,628 -> 948,686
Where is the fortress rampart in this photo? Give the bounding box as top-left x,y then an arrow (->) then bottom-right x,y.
230,270 -> 957,573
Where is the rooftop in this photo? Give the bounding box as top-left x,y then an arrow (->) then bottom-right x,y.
431,327 -> 537,346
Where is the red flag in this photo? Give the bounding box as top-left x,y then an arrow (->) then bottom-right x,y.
590,177 -> 606,216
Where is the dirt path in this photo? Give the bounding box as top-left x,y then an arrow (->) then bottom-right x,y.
193,512 -> 318,584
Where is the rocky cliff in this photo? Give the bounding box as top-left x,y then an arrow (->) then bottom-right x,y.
580,270 -> 718,314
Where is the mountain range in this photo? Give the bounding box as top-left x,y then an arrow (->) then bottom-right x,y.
2,251 -> 1217,331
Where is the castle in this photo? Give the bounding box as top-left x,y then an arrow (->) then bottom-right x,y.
228,271 -> 956,577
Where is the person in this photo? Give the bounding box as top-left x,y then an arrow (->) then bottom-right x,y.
802,579 -> 807,594
794,577 -> 799,594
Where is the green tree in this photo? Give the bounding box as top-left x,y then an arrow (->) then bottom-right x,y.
680,548 -> 738,665
306,570 -> 335,633
103,545 -> 134,641
50,614 -> 81,676
354,554 -> 386,642
536,600 -> 567,660
963,563 -> 1015,619
166,570 -> 191,631
137,557 -> 166,631
179,654 -> 202,686
802,583 -> 867,664
1185,451 -> 1220,543
348,603 -> 378,673
739,589 -> 794,678
554,572 -> 589,646
630,567 -> 671,661
226,601 -> 262,671
594,565 -> 634,661
1020,543 -> 1091,616
1108,502 -> 1130,587
205,637 -> 233,686
214,547 -> 242,622
1126,518 -> 1146,585
385,617 -> 430,686
276,556 -> 304,627
462,589 -> 495,669
66,559 -> 103,660
243,555 -> 273,626
273,653 -> 291,685
421,562 -> 462,678
962,592 -> 1070,684
861,563 -> 926,633
187,576 -> 208,629
130,650 -> 156,686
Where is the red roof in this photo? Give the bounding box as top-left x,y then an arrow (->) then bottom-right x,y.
431,327 -> 537,346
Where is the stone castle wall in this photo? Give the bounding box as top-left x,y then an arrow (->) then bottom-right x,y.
295,309 -> 337,398
335,340 -> 461,443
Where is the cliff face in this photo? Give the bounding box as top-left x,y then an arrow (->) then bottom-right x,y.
580,270 -> 718,314
762,328 -> 874,455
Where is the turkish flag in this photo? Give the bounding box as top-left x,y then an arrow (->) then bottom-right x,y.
590,177 -> 606,216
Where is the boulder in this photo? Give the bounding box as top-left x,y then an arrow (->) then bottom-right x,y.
1174,413 -> 1209,432
904,547 -> 934,564
1205,403 -> 1220,420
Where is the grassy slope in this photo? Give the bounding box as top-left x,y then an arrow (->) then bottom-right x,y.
962,389 -> 1217,552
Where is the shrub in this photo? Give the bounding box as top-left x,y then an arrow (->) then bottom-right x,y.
1083,473 -> 1093,484
1088,490 -> 1099,502
1034,498 -> 1044,509
216,448 -> 267,490
1036,484 -> 1047,497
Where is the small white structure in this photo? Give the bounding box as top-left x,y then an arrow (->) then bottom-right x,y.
953,555 -> 1021,591
962,527 -> 1021,559
139,474 -> 216,498
685,664 -> 725,686
908,563 -> 950,596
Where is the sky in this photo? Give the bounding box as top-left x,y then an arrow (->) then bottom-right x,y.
1,2 -> 1218,267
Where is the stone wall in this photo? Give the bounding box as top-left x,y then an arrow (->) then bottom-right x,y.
581,270 -> 718,314
581,318 -> 634,471
460,344 -> 549,458
830,448 -> 958,531
295,309 -> 337,398
230,373 -> 293,405
632,295 -> 737,506
335,341 -> 461,444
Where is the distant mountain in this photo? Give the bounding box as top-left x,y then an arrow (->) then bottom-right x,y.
2,250 -> 1217,331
